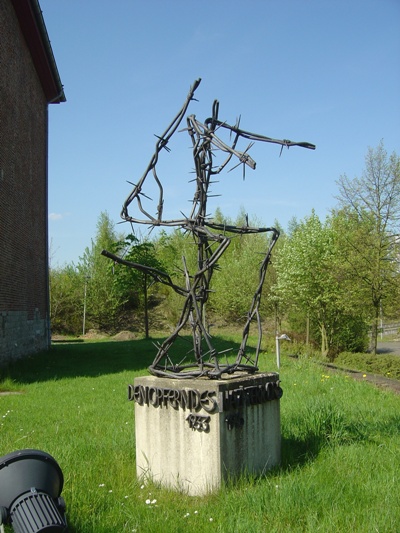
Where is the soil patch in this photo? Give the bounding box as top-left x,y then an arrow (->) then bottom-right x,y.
113,331 -> 136,341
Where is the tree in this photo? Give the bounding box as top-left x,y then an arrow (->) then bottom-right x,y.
78,211 -> 125,332
111,234 -> 166,338
274,211 -> 369,357
335,142 -> 400,353
206,210 -> 276,326
153,229 -> 196,324
49,264 -> 83,334
275,212 -> 332,355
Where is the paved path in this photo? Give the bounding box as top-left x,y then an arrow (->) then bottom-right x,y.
324,363 -> 400,395
311,340 -> 400,395
377,340 -> 400,355
323,340 -> 400,394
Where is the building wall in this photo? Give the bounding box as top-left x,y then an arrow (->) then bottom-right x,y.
0,0 -> 50,360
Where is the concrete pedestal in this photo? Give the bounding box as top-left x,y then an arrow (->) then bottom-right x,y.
130,372 -> 282,496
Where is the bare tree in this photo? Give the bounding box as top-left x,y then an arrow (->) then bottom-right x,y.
336,141 -> 400,354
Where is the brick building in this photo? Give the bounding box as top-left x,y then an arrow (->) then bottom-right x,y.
0,0 -> 65,361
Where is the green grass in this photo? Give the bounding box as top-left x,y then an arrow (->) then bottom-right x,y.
1,336 -> 399,532
334,351 -> 400,379
0,377 -> 22,393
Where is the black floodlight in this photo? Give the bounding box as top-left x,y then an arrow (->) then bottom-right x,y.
0,449 -> 67,533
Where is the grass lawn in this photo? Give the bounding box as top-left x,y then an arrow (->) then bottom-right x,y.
1,335 -> 399,532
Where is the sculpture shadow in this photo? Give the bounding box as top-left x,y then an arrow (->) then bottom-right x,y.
0,335 -> 246,384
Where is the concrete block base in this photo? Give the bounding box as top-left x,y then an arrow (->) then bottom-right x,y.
130,372 -> 282,496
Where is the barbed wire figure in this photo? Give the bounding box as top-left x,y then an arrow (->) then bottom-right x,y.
102,78 -> 315,378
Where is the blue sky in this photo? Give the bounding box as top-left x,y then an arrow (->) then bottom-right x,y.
41,0 -> 400,267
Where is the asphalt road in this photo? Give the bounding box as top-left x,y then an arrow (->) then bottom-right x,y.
377,341 -> 400,355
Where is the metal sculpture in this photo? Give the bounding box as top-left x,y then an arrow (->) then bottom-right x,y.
102,79 -> 315,379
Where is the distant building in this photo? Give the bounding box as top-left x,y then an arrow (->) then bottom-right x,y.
0,0 -> 65,362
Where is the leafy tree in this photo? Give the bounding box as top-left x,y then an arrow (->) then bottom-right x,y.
208,210 -> 277,325
78,211 -> 125,332
151,209 -> 280,333
262,219 -> 285,334
150,228 -> 198,326
275,212 -> 330,355
274,211 -> 368,357
335,142 -> 400,353
111,234 -> 166,337
49,264 -> 83,334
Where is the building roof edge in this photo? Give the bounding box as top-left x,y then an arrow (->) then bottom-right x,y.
10,0 -> 66,104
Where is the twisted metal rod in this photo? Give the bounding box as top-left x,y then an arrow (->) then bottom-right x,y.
103,78 -> 315,378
